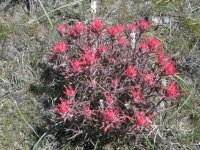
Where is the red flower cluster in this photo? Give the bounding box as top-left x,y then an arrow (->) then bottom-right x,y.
125,65 -> 137,78
54,98 -> 73,120
63,85 -> 77,97
131,86 -> 145,103
50,19 -> 181,139
135,111 -> 154,127
139,20 -> 151,30
52,40 -> 68,53
157,51 -> 179,75
107,25 -> 124,38
128,23 -> 137,31
166,81 -> 179,100
91,19 -> 103,32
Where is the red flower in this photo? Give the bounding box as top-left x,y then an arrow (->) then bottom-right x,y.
63,85 -> 77,97
106,44 -> 111,49
57,24 -> 67,34
110,57 -> 116,63
164,61 -> 179,75
125,65 -> 137,78
68,22 -> 87,38
145,37 -> 162,50
54,98 -> 73,119
128,23 -> 137,31
157,51 -> 173,67
74,22 -> 87,33
166,81 -> 178,100
68,28 -> 78,38
52,41 -> 68,53
83,104 -> 92,119
118,37 -> 127,45
157,50 -> 165,60
84,46 -> 92,52
157,51 -> 179,76
101,108 -> 121,124
98,45 -> 106,53
101,108 -> 135,132
116,25 -> 124,33
135,111 -> 154,127
107,25 -> 124,37
140,42 -> 149,52
85,52 -> 99,64
68,59 -> 84,72
159,56 -> 172,67
131,86 -> 145,103
101,108 -> 134,132
139,20 -> 151,30
113,78 -> 118,89
142,71 -> 157,87
51,19 -> 181,134
91,19 -> 103,32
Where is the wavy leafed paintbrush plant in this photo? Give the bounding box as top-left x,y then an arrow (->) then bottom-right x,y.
47,19 -> 181,146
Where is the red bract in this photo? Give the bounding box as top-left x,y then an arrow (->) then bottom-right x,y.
83,104 -> 92,120
139,20 -> 151,30
118,37 -> 127,45
157,50 -> 165,60
166,81 -> 178,100
142,71 -> 157,87
68,22 -> 87,38
113,78 -> 118,89
107,25 -> 124,38
52,41 -> 68,53
164,61 -> 179,75
131,86 -> 145,103
140,42 -> 149,52
91,19 -> 103,32
68,59 -> 84,72
125,65 -> 137,78
135,111 -> 154,127
145,37 -> 162,50
158,54 -> 173,67
128,23 -> 137,31
57,24 -> 67,34
68,28 -> 78,38
102,108 -> 120,122
54,98 -> 73,119
101,108 -> 126,132
74,22 -> 87,33
98,45 -> 106,53
84,52 -> 99,64
157,52 -> 179,76
63,85 -> 77,97
84,45 -> 92,52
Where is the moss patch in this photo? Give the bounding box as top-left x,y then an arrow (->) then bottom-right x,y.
181,17 -> 200,37
0,94 -> 39,149
0,22 -> 9,40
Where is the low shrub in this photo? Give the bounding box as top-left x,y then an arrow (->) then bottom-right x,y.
48,19 -> 181,147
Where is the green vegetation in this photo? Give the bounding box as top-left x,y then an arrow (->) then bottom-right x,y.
0,22 -> 9,40
181,17 -> 200,37
0,95 -> 39,149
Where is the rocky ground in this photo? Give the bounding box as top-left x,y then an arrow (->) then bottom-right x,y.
0,0 -> 200,149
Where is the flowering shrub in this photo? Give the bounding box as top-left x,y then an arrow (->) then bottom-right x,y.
48,19 -> 180,144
